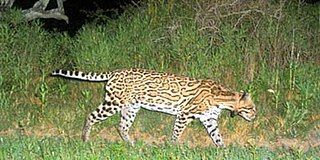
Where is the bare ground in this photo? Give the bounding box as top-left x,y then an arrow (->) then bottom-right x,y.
1,122 -> 319,153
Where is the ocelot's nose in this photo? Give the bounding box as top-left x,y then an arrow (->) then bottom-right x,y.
230,111 -> 238,118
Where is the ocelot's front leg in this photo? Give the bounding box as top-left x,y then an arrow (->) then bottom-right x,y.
199,115 -> 224,147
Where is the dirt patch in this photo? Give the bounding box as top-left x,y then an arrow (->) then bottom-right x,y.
1,124 -> 319,153
277,127 -> 320,152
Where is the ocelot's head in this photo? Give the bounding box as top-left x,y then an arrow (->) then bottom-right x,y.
231,91 -> 256,121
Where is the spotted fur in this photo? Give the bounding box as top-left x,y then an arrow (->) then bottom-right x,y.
51,68 -> 256,146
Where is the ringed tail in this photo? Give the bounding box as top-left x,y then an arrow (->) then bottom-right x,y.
51,69 -> 110,82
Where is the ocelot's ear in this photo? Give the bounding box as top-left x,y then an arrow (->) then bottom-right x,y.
240,91 -> 250,101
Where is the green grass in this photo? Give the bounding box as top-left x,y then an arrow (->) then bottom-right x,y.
0,0 -> 319,158
0,136 -> 317,160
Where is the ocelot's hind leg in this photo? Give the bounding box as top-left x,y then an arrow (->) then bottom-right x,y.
118,104 -> 140,144
171,113 -> 195,142
82,102 -> 121,142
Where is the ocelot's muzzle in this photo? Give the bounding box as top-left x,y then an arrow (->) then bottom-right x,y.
230,111 -> 238,118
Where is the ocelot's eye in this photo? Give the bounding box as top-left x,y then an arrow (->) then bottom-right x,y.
240,107 -> 254,113
241,110 -> 250,113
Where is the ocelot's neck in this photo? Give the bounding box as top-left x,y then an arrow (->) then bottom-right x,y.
213,91 -> 241,111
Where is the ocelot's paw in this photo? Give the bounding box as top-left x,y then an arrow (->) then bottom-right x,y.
128,140 -> 135,146
81,134 -> 89,142
215,140 -> 224,147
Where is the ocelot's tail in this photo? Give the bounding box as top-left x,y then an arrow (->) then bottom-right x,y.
51,70 -> 110,82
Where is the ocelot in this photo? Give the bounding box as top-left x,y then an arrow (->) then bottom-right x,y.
51,68 -> 256,146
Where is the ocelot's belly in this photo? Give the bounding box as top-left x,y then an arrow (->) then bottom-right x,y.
134,102 -> 180,115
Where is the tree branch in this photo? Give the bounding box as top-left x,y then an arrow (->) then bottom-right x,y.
1,0 -> 69,23
22,0 -> 68,23
0,0 -> 14,8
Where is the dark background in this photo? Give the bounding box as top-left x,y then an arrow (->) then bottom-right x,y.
12,0 -> 137,35
10,0 -> 320,35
